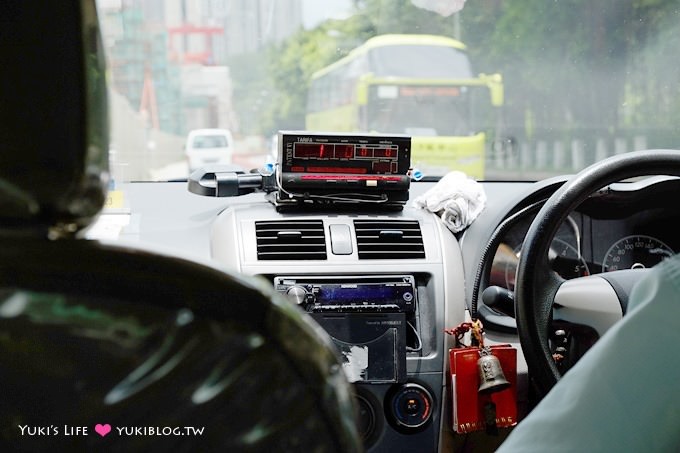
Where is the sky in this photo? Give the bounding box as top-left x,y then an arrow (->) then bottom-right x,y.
301,0 -> 352,29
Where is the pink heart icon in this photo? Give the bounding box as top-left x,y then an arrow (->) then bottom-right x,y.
95,424 -> 111,437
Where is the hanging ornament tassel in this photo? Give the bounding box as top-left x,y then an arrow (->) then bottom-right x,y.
472,319 -> 511,435
472,320 -> 511,394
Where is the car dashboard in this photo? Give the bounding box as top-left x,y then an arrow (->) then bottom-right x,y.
97,178 -> 469,451
96,173 -> 680,452
228,179 -> 472,449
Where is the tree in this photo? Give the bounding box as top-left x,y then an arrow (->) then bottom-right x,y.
460,0 -> 680,146
259,0 -> 464,133
259,15 -> 376,134
240,0 -> 680,148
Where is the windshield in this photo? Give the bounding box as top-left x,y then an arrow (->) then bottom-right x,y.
97,0 -> 680,182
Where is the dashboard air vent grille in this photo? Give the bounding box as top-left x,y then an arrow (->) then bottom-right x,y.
353,219 -> 425,259
255,220 -> 327,260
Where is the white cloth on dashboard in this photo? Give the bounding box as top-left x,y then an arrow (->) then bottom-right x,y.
413,171 -> 486,233
498,256 -> 680,452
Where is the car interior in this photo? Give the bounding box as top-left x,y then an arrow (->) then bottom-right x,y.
1,1 -> 678,452
0,2 -> 359,451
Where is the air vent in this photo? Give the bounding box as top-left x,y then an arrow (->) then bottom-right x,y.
255,220 -> 327,260
353,219 -> 425,259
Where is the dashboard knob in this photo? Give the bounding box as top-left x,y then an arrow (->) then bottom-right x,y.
285,285 -> 308,305
386,382 -> 434,432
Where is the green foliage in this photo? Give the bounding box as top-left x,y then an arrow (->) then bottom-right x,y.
228,52 -> 270,135
352,0 -> 458,36
461,0 -> 680,144
261,25 -> 336,133
237,0 -> 680,146
257,0 -> 464,134
257,15 -> 381,135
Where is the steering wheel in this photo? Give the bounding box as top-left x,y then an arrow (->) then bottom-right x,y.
514,149 -> 680,397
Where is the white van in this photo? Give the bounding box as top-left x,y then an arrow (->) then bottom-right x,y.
185,128 -> 234,172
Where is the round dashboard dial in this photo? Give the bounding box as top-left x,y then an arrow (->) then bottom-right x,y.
602,235 -> 674,272
504,238 -> 590,289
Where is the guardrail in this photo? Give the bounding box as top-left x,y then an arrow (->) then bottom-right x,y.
485,135 -> 649,180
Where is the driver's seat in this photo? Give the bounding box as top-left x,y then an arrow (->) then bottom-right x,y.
0,2 -> 360,451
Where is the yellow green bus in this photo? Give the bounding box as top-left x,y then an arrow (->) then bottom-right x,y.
306,34 -> 504,179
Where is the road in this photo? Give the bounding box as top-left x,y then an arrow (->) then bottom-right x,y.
149,152 -> 271,181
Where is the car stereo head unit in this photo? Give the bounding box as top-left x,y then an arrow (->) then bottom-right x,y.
274,131 -> 412,210
274,275 -> 416,313
274,275 -> 414,384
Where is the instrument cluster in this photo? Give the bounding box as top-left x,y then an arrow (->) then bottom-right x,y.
491,204 -> 680,291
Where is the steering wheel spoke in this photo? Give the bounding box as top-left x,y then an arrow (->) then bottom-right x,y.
553,275 -> 624,337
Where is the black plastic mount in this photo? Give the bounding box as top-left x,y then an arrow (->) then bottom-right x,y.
188,165 -> 408,212
187,165 -> 275,197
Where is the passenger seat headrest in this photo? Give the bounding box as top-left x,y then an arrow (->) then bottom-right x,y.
0,1 -> 109,236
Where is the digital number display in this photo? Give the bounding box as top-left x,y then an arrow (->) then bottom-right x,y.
294,143 -> 354,159
293,143 -> 398,161
374,148 -> 396,158
294,143 -> 327,158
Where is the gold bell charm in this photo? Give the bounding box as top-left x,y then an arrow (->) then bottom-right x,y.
477,347 -> 511,394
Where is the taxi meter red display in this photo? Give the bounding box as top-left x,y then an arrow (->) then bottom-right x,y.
277,131 -> 411,191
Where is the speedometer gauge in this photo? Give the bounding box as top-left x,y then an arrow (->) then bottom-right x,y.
602,235 -> 674,272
